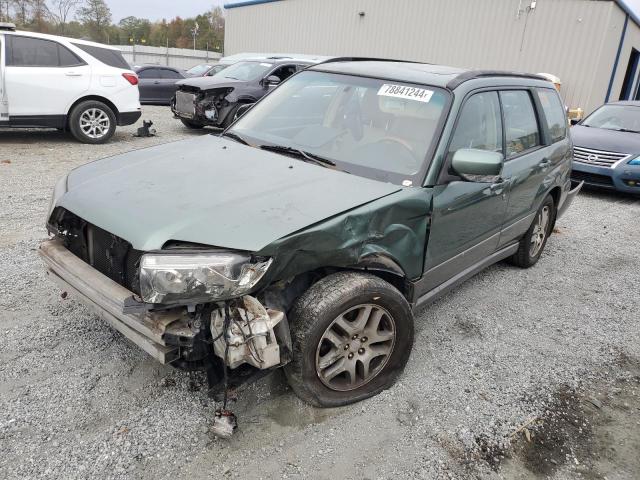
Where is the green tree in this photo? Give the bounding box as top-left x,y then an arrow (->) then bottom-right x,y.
76,0 -> 111,42
118,16 -> 150,44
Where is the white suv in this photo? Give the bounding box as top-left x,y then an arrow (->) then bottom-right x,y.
0,23 -> 141,143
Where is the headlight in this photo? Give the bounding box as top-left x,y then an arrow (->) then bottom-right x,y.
46,174 -> 68,223
628,157 -> 640,165
139,252 -> 272,304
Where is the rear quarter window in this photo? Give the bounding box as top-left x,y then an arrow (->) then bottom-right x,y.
537,88 -> 567,143
72,43 -> 130,69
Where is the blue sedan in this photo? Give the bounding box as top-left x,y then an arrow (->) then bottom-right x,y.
571,101 -> 640,194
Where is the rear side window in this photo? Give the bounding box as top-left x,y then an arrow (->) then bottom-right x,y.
72,43 -> 130,69
137,68 -> 158,79
161,69 -> 183,79
500,90 -> 541,157
449,91 -> 503,154
537,88 -> 567,143
7,36 -> 84,67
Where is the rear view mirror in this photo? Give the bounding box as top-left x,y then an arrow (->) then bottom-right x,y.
265,75 -> 281,87
452,148 -> 503,181
570,118 -> 580,126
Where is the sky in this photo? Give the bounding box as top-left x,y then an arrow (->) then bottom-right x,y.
106,0 -> 225,23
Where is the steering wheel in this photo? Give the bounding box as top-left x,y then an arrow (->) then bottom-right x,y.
373,137 -> 419,170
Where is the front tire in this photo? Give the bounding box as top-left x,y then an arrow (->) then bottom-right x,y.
68,101 -> 116,144
509,194 -> 556,268
285,272 -> 414,407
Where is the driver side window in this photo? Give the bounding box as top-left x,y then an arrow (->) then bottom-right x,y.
449,91 -> 503,157
270,64 -> 297,82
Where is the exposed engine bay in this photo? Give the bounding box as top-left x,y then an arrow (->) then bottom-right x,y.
172,86 -> 238,127
211,295 -> 292,370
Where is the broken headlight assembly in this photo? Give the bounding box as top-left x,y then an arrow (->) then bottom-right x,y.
139,252 -> 272,305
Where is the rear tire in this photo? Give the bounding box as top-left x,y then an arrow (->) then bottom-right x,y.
509,194 -> 556,268
181,119 -> 205,129
68,100 -> 116,144
284,272 -> 414,407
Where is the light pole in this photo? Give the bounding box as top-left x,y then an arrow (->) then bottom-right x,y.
191,22 -> 199,51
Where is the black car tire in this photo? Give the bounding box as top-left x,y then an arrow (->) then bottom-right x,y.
68,101 -> 116,144
181,119 -> 205,129
284,272 -> 414,408
509,194 -> 556,268
221,104 -> 241,128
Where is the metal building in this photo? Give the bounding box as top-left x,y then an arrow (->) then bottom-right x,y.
224,0 -> 640,114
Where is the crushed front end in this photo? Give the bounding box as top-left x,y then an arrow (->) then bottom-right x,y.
42,207 -> 292,395
171,85 -> 238,127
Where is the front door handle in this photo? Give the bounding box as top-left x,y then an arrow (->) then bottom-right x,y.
153,81 -> 161,84
65,71 -> 82,77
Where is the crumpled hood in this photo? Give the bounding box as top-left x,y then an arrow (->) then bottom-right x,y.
59,135 -> 401,252
571,125 -> 640,155
176,76 -> 243,91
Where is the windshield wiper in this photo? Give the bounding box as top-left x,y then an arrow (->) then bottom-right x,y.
612,128 -> 640,133
222,131 -> 250,145
259,145 -> 344,170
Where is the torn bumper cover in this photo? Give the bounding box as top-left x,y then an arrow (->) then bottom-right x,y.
39,239 -> 291,370
39,239 -> 185,363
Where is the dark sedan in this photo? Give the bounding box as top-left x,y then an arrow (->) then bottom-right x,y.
134,65 -> 187,105
571,101 -> 640,194
186,63 -> 228,77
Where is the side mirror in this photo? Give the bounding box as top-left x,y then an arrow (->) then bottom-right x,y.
264,75 -> 281,87
570,118 -> 580,126
451,148 -> 503,181
234,103 -> 255,122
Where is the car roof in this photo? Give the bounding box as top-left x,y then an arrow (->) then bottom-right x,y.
234,54 -> 332,65
310,59 -> 547,90
606,100 -> 640,107
135,65 -> 178,70
3,29 -> 122,51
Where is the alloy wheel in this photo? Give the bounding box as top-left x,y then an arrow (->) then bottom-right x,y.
529,205 -> 550,257
315,304 -> 396,392
79,108 -> 111,139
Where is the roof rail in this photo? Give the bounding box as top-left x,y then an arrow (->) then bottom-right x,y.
447,70 -> 547,89
316,56 -> 423,66
0,22 -> 16,31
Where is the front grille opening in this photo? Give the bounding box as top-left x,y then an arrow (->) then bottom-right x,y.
50,208 -> 142,293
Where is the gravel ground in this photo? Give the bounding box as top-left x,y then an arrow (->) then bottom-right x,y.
1,106 -> 639,479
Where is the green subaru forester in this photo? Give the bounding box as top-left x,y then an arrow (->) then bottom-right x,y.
42,59 -> 581,409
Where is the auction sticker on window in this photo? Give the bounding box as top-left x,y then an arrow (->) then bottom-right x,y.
378,84 -> 434,103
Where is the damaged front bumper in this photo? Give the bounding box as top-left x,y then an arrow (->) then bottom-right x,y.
39,239 -> 290,371
171,89 -> 236,127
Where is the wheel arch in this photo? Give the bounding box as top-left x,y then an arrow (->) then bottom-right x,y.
66,95 -> 120,128
263,257 -> 411,315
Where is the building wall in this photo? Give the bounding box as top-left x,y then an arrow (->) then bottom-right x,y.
225,0 -> 640,114
115,45 -> 222,69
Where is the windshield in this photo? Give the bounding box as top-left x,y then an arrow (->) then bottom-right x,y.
187,64 -> 213,76
230,70 -> 450,185
218,61 -> 273,81
582,104 -> 640,132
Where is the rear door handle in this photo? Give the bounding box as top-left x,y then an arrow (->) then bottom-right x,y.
153,81 -> 161,84
65,71 -> 82,77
